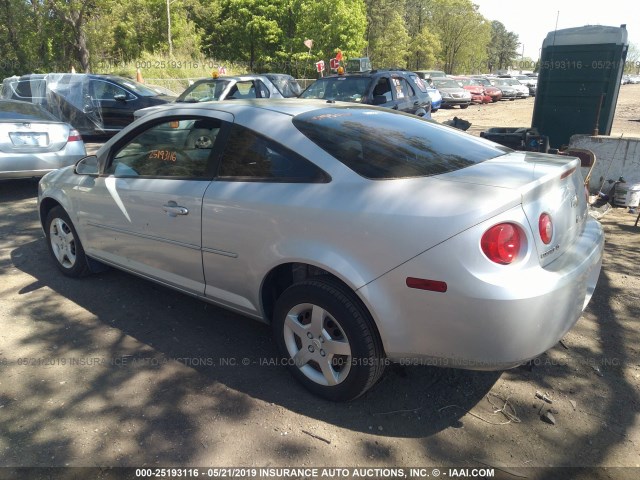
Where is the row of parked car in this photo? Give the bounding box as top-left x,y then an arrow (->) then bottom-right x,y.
622,74 -> 640,84
1,68 -> 537,179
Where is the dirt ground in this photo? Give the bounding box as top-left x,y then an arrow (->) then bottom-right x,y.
1,86 -> 640,479
434,83 -> 640,139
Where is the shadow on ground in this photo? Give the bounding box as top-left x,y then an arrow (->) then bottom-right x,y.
2,179 -> 638,469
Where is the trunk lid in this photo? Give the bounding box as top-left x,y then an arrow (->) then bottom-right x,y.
440,151 -> 588,266
0,121 -> 70,154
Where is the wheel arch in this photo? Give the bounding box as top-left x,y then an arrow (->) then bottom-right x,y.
260,262 -> 385,355
39,197 -> 63,230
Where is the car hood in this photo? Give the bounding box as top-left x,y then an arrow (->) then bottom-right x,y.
437,87 -> 468,94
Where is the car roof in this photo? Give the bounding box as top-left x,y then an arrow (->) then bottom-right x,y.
321,70 -> 412,79
190,74 -> 273,83
142,98 -> 379,118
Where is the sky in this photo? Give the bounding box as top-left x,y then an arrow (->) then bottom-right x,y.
472,0 -> 639,60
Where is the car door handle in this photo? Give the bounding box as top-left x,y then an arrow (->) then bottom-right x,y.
162,201 -> 189,217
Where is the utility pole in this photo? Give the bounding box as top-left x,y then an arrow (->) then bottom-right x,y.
167,0 -> 173,57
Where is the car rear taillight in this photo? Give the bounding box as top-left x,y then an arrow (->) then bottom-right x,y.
539,213 -> 553,244
67,129 -> 82,142
481,223 -> 521,265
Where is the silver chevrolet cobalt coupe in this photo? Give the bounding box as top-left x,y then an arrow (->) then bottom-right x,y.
38,99 -> 604,401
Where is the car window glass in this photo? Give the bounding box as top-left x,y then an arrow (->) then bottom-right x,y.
409,74 -> 428,93
392,78 -> 406,99
179,80 -> 230,102
106,118 -> 221,178
217,124 -> 327,182
256,80 -> 270,98
372,78 -> 392,102
227,81 -> 256,99
301,77 -> 372,102
92,80 -> 130,100
401,77 -> 415,97
293,107 -> 510,179
0,100 -> 59,121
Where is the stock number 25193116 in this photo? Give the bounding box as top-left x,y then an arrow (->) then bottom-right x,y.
135,60 -> 216,70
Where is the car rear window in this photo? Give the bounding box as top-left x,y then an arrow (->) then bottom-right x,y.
0,101 -> 59,121
292,107 -> 510,179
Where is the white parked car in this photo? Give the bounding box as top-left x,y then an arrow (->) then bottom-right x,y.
38,100 -> 603,401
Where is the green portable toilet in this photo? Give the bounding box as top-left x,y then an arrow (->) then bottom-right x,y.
532,25 -> 628,148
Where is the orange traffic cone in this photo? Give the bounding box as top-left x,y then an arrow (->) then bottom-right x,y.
136,68 -> 144,83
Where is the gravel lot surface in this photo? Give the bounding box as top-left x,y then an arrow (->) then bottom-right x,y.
1,85 -> 639,478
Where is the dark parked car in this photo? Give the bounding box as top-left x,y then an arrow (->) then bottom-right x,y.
300,70 -> 431,117
1,73 -> 174,137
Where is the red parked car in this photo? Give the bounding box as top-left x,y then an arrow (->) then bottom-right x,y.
452,76 -> 491,104
471,76 -> 503,103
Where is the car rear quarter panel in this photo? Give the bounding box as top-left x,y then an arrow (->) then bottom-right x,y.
357,205 -> 604,367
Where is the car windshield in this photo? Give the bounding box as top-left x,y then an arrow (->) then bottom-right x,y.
301,77 -> 373,102
456,78 -> 480,86
113,78 -> 161,97
492,79 -> 510,87
177,79 -> 231,102
506,79 -> 521,86
293,106 -> 509,179
474,78 -> 490,86
432,78 -> 460,89
0,101 -> 59,121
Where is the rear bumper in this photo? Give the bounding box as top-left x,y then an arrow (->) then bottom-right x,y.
358,216 -> 604,370
0,148 -> 85,179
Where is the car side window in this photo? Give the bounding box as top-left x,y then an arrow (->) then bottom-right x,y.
105,118 -> 221,178
256,80 -> 270,98
90,80 -> 130,100
227,81 -> 257,99
392,77 -> 412,99
372,79 -> 392,102
217,124 -> 328,183
409,74 -> 429,93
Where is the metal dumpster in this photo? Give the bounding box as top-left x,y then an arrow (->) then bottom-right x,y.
532,24 -> 628,148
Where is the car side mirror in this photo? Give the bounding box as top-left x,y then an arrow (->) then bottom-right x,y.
74,155 -> 99,175
372,95 -> 387,105
114,94 -> 127,102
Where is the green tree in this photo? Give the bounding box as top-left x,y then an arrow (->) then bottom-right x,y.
46,0 -> 109,72
427,0 -> 490,74
297,0 -> 367,67
404,0 -> 441,70
486,20 -> 519,72
365,0 -> 409,68
209,0 -> 282,71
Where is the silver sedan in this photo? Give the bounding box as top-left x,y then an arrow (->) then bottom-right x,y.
0,99 -> 86,179
38,100 -> 604,401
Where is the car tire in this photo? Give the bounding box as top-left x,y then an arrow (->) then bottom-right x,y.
273,278 -> 386,401
45,206 -> 90,278
460,104 -> 469,109
186,129 -> 216,149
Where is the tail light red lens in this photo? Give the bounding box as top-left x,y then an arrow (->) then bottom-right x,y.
67,129 -> 82,142
539,213 -> 553,244
481,223 -> 521,264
